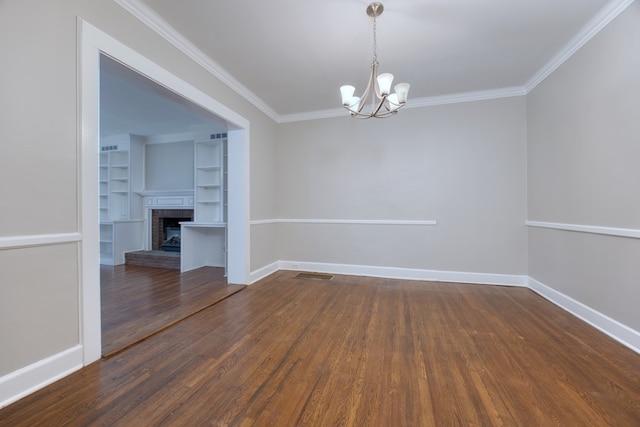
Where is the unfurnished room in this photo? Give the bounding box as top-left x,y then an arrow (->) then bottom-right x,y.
1,0 -> 639,425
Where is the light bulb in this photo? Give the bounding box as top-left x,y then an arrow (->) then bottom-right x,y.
394,83 -> 410,104
340,85 -> 356,106
377,73 -> 394,96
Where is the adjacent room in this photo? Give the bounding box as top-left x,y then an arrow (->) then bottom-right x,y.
1,0 -> 639,425
98,54 -> 244,356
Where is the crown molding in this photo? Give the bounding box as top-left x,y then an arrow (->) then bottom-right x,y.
278,86 -> 527,123
113,0 -> 279,122
407,86 -> 527,108
114,0 -> 633,124
525,0 -> 636,93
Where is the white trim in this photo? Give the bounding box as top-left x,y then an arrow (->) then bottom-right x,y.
525,0 -> 636,92
249,219 -> 281,226
226,129 -> 251,284
273,260 -> 527,287
250,218 -> 437,226
278,87 -> 527,123
78,18 -> 103,366
0,233 -> 81,250
528,277 -> 640,354
79,17 -> 252,369
113,0 -> 278,122
526,220 -> 640,239
137,190 -> 194,197
407,87 -> 526,109
249,261 -> 281,284
0,346 -> 83,409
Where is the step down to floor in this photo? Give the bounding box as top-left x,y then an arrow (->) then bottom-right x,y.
125,250 -> 180,269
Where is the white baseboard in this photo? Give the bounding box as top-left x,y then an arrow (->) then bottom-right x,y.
276,260 -> 527,287
528,277 -> 640,354
249,261 -> 280,284
0,345 -> 83,409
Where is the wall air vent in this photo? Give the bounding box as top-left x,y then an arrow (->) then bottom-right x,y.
210,132 -> 228,140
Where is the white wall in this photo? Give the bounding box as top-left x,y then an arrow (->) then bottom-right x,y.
277,97 -> 528,277
527,2 -> 640,333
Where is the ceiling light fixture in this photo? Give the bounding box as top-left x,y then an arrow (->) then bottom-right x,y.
340,2 -> 410,118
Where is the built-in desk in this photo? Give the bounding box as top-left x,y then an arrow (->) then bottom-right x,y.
179,222 -> 226,273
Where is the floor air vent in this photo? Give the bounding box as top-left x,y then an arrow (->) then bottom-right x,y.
294,272 -> 334,281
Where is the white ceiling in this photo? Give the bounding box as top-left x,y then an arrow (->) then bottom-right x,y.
102,0 -> 625,135
100,55 -> 228,137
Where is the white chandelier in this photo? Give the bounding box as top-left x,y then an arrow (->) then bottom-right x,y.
340,2 -> 410,118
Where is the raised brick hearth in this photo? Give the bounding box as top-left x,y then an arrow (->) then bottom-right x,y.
125,250 -> 181,269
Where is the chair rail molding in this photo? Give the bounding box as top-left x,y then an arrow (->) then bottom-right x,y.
0,233 -> 81,250
250,218 -> 437,226
526,220 -> 640,239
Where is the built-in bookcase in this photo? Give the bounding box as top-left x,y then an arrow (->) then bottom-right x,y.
194,134 -> 226,223
182,132 -> 227,273
99,134 -> 144,265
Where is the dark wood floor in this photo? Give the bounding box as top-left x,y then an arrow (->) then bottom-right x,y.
101,265 -> 245,357
1,271 -> 639,426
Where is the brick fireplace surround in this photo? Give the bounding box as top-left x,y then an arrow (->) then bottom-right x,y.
150,209 -> 194,250
125,208 -> 194,270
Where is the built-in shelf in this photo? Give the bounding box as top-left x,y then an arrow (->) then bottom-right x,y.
194,137 -> 225,223
99,134 -> 144,265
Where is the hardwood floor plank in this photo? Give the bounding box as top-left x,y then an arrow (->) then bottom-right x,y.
1,271 -> 639,426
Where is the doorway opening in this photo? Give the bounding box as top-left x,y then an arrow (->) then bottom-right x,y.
80,19 -> 250,364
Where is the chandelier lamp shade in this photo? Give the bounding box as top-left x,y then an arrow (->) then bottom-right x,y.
340,2 -> 410,118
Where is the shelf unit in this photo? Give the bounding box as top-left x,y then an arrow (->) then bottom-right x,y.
99,134 -> 144,265
194,135 -> 226,223
99,152 -> 109,222
180,132 -> 228,273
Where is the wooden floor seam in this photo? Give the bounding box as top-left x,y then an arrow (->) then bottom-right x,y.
102,286 -> 247,359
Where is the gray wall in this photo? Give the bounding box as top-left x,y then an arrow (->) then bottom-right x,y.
145,141 -> 194,190
277,98 -> 528,274
0,0 -> 278,379
527,2 -> 640,331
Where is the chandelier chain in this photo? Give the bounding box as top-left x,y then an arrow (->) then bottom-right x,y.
372,14 -> 378,62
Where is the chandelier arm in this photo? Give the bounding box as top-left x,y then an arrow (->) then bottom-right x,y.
372,95 -> 387,116
372,61 -> 383,99
355,60 -> 377,115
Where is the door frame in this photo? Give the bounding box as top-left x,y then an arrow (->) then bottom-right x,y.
78,19 -> 250,364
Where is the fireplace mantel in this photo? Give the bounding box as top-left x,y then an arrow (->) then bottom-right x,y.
136,190 -> 194,197
140,190 -> 194,209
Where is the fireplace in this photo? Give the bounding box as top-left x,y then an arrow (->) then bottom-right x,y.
151,209 -> 194,252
